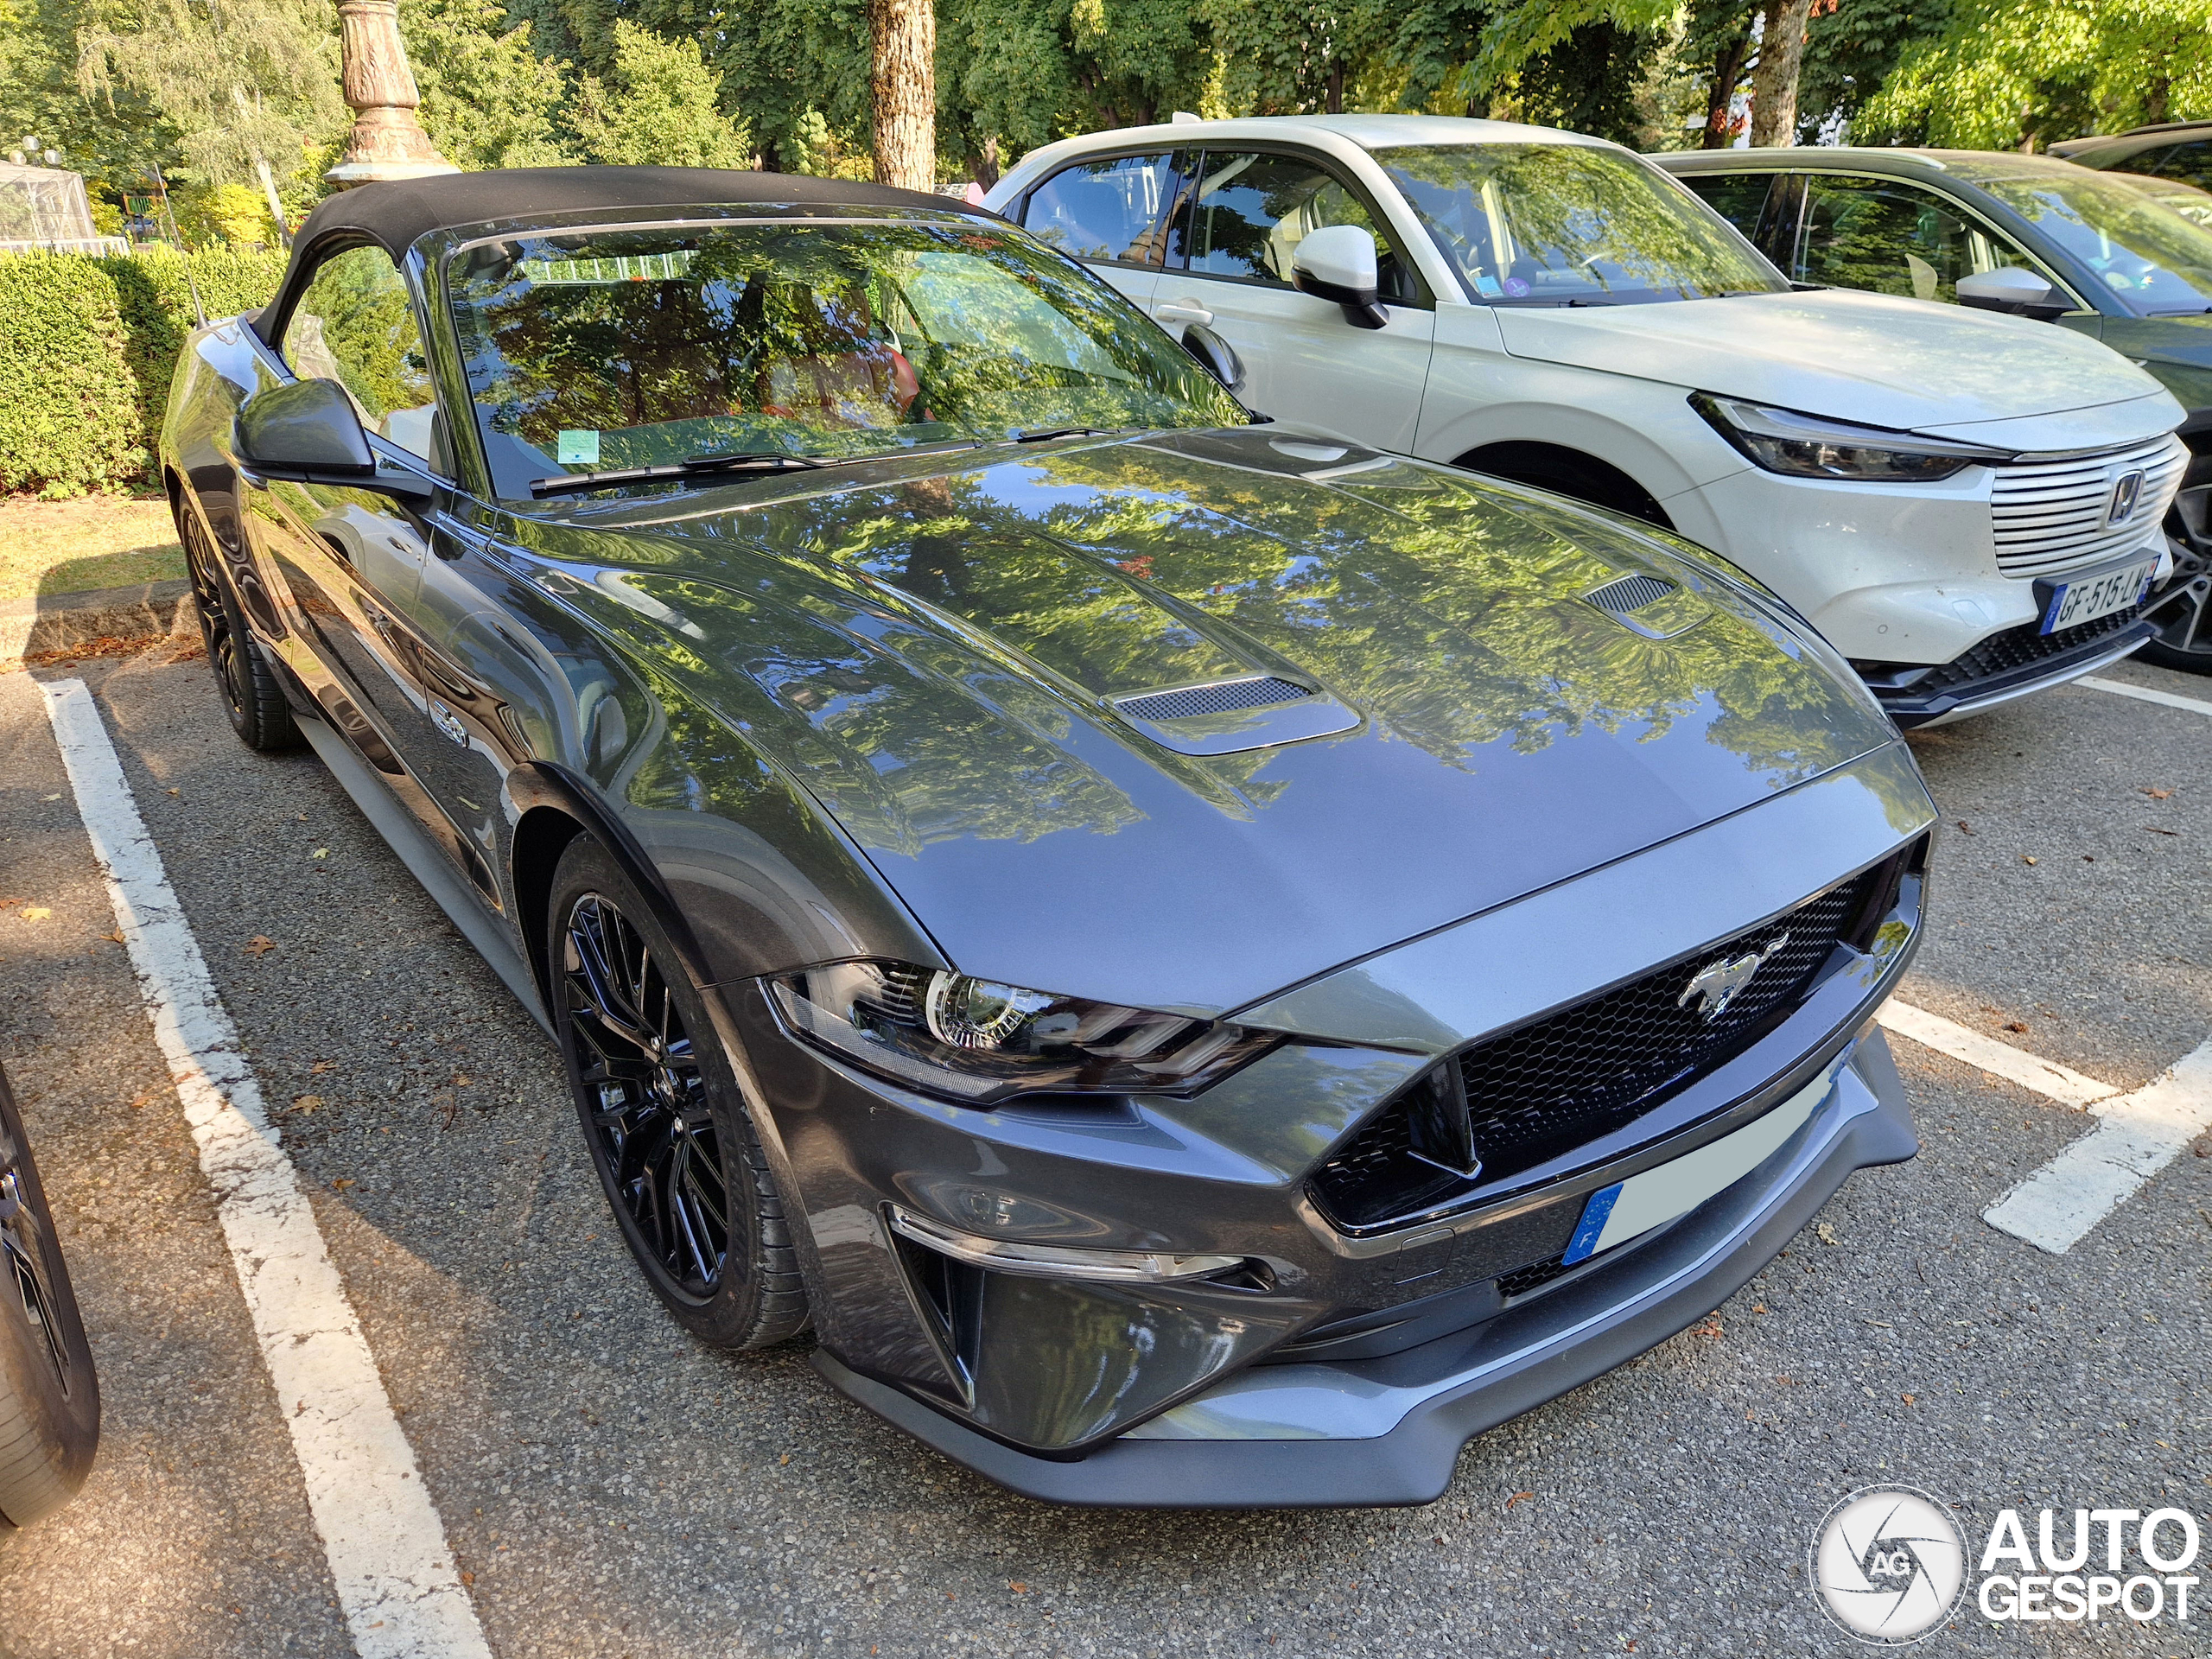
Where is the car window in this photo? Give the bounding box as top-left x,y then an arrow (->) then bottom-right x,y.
1020,153 -> 1177,265
2150,140 -> 2212,193
1959,165 -> 2212,315
1677,174 -> 1775,245
1795,175 -> 1980,303
1168,151 -> 1417,302
444,219 -> 1243,499
281,244 -> 437,459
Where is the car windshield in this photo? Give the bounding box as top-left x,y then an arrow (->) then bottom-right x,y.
1966,168 -> 2212,315
1372,143 -> 1786,305
446,218 -> 1243,498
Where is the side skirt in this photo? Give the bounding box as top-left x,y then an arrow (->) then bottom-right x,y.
296,712 -> 553,1038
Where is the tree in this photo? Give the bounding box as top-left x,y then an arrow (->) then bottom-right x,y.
574,18 -> 750,167
1793,0 -> 1948,142
870,0 -> 934,189
1205,0 -> 1384,116
1747,0 -> 1812,143
402,0 -> 575,169
76,0 -> 347,189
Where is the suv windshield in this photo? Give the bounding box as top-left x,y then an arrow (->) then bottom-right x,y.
447,218 -> 1243,498
1373,143 -> 1786,305
1961,168 -> 2212,315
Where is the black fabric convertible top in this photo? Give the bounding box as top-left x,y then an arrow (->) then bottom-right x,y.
259,166 -> 981,341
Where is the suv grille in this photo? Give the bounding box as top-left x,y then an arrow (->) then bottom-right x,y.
1913,603 -> 2144,694
1311,861 -> 1897,1232
1989,437 -> 2184,579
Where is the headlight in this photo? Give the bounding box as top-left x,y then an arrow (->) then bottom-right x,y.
1692,393 -> 2013,482
770,961 -> 1279,1104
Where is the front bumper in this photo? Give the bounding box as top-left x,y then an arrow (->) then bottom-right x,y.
1854,605 -> 2151,728
816,1029 -> 1913,1507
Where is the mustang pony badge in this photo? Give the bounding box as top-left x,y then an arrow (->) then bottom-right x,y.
1676,933 -> 1791,1022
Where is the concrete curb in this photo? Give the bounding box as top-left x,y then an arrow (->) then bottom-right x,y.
0,579 -> 195,671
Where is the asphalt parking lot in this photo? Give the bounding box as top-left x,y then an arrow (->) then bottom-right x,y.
0,640 -> 2204,1659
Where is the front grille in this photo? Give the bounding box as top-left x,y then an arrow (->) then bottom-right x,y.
1495,1252 -> 1579,1299
1310,865 -> 1886,1231
1989,437 -> 2185,579
1912,603 -> 2144,694
1116,677 -> 1311,721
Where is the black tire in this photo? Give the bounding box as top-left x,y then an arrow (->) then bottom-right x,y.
548,836 -> 810,1349
1455,442 -> 1675,531
2140,476 -> 2212,674
179,502 -> 301,750
0,1065 -> 99,1529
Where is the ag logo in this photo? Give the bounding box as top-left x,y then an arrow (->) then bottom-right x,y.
1810,1485 -> 1967,1644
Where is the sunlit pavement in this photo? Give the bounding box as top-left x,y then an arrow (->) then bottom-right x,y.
0,641 -> 2204,1659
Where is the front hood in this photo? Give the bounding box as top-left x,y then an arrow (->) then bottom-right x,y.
1494,287 -> 2171,435
532,434 -> 1897,1015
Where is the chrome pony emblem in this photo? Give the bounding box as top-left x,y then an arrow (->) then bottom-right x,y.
2107,469 -> 2145,527
1676,933 -> 1791,1022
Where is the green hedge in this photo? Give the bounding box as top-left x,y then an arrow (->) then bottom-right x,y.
0,247 -> 288,499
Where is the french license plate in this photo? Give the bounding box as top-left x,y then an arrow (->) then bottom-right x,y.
2041,556 -> 2157,634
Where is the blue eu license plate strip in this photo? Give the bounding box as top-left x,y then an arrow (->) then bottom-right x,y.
2040,556 -> 2157,635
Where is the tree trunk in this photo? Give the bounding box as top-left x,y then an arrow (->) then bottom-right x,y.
1326,59 -> 1344,115
969,132 -> 1001,192
1748,0 -> 1813,147
1701,29 -> 1751,149
870,0 -> 936,192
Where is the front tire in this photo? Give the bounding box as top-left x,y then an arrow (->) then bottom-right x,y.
549,836 -> 809,1349
0,1065 -> 99,1528
179,504 -> 300,751
2141,478 -> 2211,673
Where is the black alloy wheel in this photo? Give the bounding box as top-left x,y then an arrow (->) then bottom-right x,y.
549,836 -> 809,1348
179,505 -> 299,750
2143,480 -> 2212,672
0,1065 -> 99,1528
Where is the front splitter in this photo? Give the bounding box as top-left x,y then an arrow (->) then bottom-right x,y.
811,1038 -> 1917,1508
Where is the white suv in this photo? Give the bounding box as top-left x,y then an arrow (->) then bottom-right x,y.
985,115 -> 2188,726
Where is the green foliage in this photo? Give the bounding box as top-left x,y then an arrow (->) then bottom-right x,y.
1860,0 -> 2212,148
1795,0 -> 1948,143
575,19 -> 752,166
1202,0 -> 1383,115
404,0 -> 578,168
938,0 -> 1213,157
0,245 -> 284,497
171,181 -> 276,247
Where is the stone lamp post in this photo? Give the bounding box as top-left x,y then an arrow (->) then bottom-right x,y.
325,0 -> 458,188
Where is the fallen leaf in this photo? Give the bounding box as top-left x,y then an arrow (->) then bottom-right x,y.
1752,1303 -> 1767,1314
41,793 -> 60,803
454,1074 -> 473,1087
1692,1316 -> 1723,1340
2005,1021 -> 2029,1034
1504,1491 -> 1535,1511
2140,786 -> 2174,799
460,1571 -> 474,1587
2021,855 -> 2038,866
290,1096 -> 323,1115
1009,1582 -> 1028,1593
1815,1221 -> 1840,1245
129,1090 -> 157,1110
244,936 -> 276,957
310,1060 -> 334,1075
2192,1134 -> 2211,1159
329,1177 -> 354,1191
312,848 -> 328,860
20,906 -> 51,921
2146,825 -> 2178,836
0,899 -> 17,908
104,929 -> 124,945
1902,1392 -> 1916,1406
1954,819 -> 1974,836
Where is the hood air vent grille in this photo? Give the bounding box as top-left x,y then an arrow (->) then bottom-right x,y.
1585,574 -> 1677,616
1116,677 -> 1312,722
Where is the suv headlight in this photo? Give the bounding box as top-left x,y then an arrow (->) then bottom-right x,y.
1692,393 -> 2013,482
770,961 -> 1279,1104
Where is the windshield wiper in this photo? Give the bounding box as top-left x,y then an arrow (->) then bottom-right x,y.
1011,425 -> 1122,443
531,450 -> 823,498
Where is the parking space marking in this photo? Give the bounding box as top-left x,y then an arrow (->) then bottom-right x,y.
1877,1000 -> 2119,1109
36,679 -> 493,1659
1983,1037 -> 2212,1255
2078,675 -> 2212,719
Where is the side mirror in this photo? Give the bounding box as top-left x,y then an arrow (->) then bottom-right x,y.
1955,266 -> 2069,321
234,378 -> 432,501
1180,322 -> 1245,393
1292,226 -> 1389,329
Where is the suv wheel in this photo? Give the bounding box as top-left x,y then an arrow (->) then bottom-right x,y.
2142,481 -> 2211,673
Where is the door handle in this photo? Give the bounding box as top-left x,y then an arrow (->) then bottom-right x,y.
1154,299 -> 1215,326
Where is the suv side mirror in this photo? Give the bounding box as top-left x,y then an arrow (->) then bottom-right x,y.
1956,266 -> 2070,321
233,378 -> 432,501
1180,322 -> 1246,393
1292,226 -> 1389,329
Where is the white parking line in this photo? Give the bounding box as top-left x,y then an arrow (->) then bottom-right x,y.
1983,1039 -> 2212,1255
37,679 -> 492,1659
1876,1000 -> 2118,1109
2078,675 -> 2212,719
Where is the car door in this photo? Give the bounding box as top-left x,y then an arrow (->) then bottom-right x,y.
1010,149 -> 1180,315
1151,148 -> 1435,446
1781,172 -> 2056,308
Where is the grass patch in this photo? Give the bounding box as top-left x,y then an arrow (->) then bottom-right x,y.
0,493 -> 185,604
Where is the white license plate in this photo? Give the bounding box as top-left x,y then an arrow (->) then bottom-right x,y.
2042,557 -> 2156,634
1560,1063 -> 1839,1265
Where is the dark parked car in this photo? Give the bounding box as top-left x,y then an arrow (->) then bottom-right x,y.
0,1062 -> 99,1527
161,167 -> 1936,1506
1656,147 -> 2212,673
2050,120 -> 2212,188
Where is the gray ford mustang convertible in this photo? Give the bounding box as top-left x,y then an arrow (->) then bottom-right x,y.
161,167 -> 1936,1506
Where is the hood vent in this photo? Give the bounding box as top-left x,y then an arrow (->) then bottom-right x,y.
1115,677 -> 1313,722
1585,574 -> 1677,616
